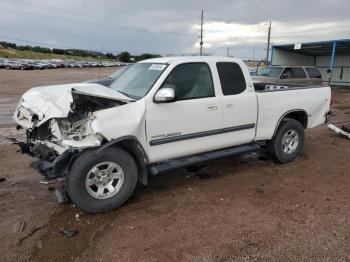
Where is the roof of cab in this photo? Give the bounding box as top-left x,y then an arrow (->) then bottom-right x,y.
138,56 -> 241,64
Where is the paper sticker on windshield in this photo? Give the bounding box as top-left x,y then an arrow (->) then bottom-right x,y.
149,64 -> 166,71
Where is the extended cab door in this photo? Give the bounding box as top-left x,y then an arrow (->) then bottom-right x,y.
145,62 -> 223,163
216,62 -> 257,147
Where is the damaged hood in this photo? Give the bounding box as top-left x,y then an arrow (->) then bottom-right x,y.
14,83 -> 132,128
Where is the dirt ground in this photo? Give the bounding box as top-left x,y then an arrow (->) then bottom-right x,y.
0,68 -> 350,262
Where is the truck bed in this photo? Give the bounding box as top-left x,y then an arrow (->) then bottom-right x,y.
254,85 -> 331,141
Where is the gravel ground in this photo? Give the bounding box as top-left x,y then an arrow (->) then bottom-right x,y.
0,68 -> 349,262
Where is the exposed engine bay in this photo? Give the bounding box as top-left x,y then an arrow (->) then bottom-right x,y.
25,93 -> 125,154
13,92 -> 127,180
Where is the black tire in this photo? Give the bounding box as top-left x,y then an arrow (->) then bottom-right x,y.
67,147 -> 138,213
267,119 -> 305,163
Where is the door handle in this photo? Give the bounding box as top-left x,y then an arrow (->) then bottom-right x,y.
207,105 -> 218,111
225,103 -> 235,108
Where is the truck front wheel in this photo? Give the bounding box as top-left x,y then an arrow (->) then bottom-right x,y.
67,147 -> 138,213
267,119 -> 305,163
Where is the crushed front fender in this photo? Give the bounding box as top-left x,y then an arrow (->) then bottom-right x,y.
30,148 -> 78,180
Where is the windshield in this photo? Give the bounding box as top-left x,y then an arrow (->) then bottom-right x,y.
257,67 -> 283,77
108,65 -> 130,79
110,63 -> 167,99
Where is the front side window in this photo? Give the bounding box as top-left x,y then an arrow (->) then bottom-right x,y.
257,67 -> 283,77
160,63 -> 214,100
217,62 -> 246,95
110,63 -> 167,99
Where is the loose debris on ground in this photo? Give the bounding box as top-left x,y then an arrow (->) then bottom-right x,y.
59,228 -> 78,238
328,123 -> 350,139
54,188 -> 70,204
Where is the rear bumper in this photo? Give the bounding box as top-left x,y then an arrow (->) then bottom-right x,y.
325,111 -> 332,123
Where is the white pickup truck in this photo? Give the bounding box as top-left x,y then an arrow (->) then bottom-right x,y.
13,56 -> 331,212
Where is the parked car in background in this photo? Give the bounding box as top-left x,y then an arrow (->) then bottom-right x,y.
0,58 -> 126,71
4,60 -> 31,70
27,61 -> 44,70
84,65 -> 131,86
248,67 -> 257,76
253,66 -> 323,90
0,58 -> 6,68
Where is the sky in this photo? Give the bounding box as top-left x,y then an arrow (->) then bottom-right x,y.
0,0 -> 349,59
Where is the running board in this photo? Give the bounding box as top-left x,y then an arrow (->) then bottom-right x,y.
148,143 -> 260,175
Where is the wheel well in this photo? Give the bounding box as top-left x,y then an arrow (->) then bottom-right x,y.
282,111 -> 308,129
273,110 -> 308,138
98,137 -> 149,185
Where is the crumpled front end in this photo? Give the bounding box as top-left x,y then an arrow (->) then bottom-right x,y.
13,83 -> 131,179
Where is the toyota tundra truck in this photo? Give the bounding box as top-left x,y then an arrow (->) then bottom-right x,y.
13,56 -> 331,213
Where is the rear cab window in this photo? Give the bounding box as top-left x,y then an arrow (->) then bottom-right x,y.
305,67 -> 322,78
216,62 -> 246,95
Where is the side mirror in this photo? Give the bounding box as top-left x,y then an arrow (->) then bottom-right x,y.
154,88 -> 176,103
280,73 -> 288,79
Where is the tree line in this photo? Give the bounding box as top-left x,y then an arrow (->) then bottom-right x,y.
0,41 -> 160,62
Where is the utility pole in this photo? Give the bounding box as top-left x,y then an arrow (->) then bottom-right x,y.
266,21 -> 271,63
199,10 -> 204,56
227,46 -> 230,57
252,49 -> 256,61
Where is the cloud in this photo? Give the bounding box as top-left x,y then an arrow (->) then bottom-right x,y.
197,20 -> 350,48
0,0 -> 349,59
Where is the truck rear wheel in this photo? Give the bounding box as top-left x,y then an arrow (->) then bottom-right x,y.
267,119 -> 304,163
67,147 -> 138,213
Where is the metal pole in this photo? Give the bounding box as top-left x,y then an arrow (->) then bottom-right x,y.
329,41 -> 337,85
227,47 -> 230,57
270,45 -> 274,65
266,21 -> 271,62
200,10 -> 204,56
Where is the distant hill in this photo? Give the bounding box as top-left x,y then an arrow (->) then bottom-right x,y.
0,41 -> 161,62
0,48 -> 103,61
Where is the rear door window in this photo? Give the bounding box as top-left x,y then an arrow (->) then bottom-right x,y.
306,67 -> 322,78
216,62 -> 246,95
282,67 -> 306,79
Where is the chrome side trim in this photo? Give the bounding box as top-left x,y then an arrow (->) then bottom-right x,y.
149,123 -> 256,146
